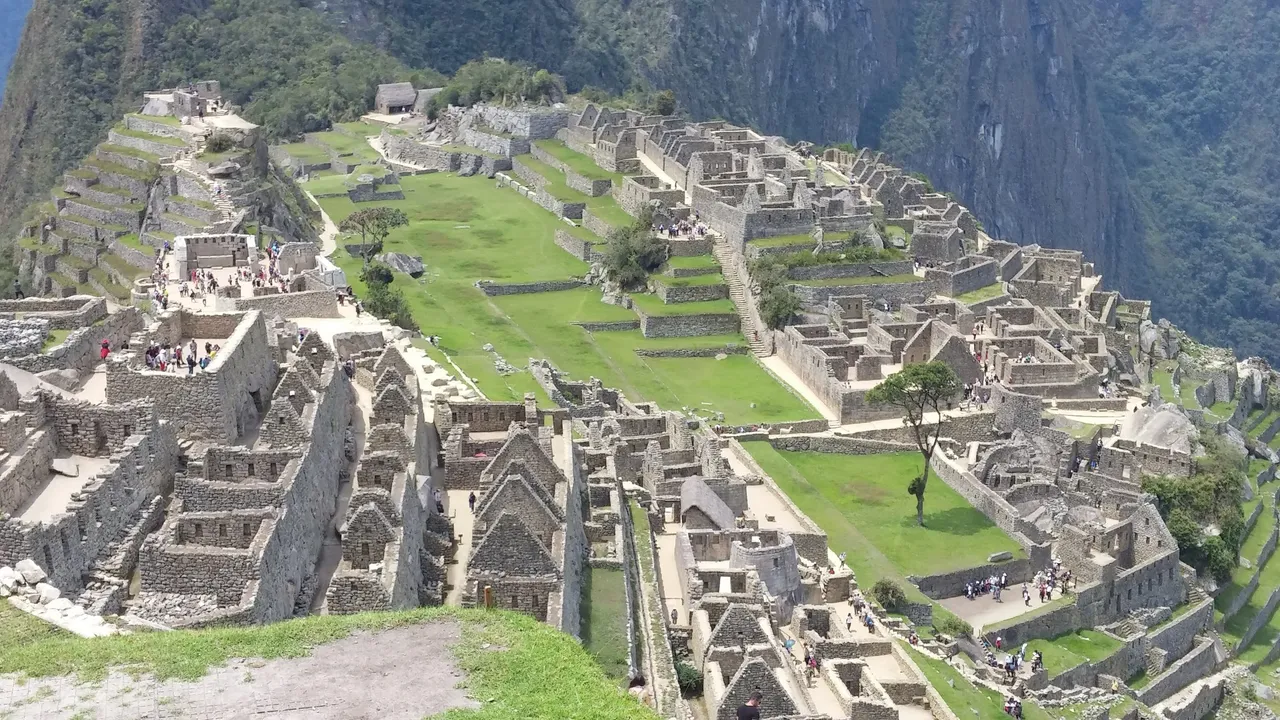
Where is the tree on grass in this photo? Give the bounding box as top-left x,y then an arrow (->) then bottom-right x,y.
602,206 -> 665,289
866,361 -> 961,526
340,207 -> 408,267
871,579 -> 907,611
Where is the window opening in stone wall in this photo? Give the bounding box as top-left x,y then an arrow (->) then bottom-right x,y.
361,542 -> 369,556
244,522 -> 252,536
123,425 -> 132,437
70,422 -> 78,435
42,545 -> 54,574
226,464 -> 234,478
219,524 -> 227,537
247,463 -> 255,477
195,523 -> 203,538
60,528 -> 70,556
511,595 -> 518,608
269,462 -> 277,476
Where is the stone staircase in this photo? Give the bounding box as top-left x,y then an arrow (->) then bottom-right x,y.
1115,616 -> 1143,639
1187,583 -> 1208,605
711,235 -> 769,356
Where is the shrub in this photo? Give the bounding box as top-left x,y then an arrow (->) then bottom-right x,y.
871,579 -> 907,611
675,660 -> 703,697
361,262 -> 394,288
935,615 -> 972,639
205,133 -> 236,154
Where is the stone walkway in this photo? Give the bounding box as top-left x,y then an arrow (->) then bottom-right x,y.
0,623 -> 479,719
759,355 -> 839,422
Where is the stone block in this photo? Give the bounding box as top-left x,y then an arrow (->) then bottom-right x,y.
15,558 -> 47,584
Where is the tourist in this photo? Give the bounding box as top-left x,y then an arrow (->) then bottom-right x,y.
736,691 -> 763,720
995,635 -> 1002,650
99,339 -> 110,361
468,491 -> 477,512
1022,583 -> 1031,607
355,301 -> 363,318
186,352 -> 196,375
12,279 -> 22,299
433,488 -> 444,514
845,612 -> 853,632
1031,650 -> 1043,673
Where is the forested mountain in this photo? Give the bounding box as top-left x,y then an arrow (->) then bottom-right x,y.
0,0 -> 33,96
0,0 -> 1277,362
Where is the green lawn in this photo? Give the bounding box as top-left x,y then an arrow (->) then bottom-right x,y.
744,445 -> 1025,578
1024,630 -> 1124,677
315,172 -> 814,424
628,293 -> 735,316
335,120 -> 385,137
517,153 -> 634,229
793,273 -> 923,287
1220,494 -> 1280,658
128,113 -> 180,127
309,130 -> 380,159
955,283 -> 1006,304
580,566 -> 630,682
883,225 -> 910,244
0,603 -> 655,719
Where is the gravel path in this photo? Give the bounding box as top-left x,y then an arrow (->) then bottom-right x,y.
0,622 -> 480,719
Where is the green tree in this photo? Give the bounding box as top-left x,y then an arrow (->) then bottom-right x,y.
340,207 -> 408,267
602,207 -> 664,289
759,286 -> 801,329
865,362 -> 961,526
653,89 -> 677,116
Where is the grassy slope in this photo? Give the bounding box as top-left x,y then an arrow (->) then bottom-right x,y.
316,172 -> 814,424
0,603 -> 656,719
1025,629 -> 1125,677
580,566 -> 629,682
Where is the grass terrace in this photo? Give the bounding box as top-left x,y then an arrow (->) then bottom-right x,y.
793,273 -> 923,287
112,124 -> 188,148
955,283 -> 1006,304
279,142 -> 332,165
335,120 -> 386,137
883,224 -> 910,244
83,156 -> 158,183
0,603 -> 656,720
312,172 -> 814,424
127,112 -> 180,127
908,646 -> 1053,720
309,130 -> 380,158
101,253 -> 146,281
98,143 -> 162,165
1248,410 -> 1280,439
534,139 -> 621,183
1024,630 -> 1125,677
628,293 -> 735,316
744,445 -> 1025,580
1216,491 -> 1275,614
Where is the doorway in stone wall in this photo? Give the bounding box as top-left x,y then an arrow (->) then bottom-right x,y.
93,421 -> 107,454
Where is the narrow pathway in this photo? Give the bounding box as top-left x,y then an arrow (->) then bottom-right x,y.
636,151 -> 690,206
759,355 -> 838,422
309,382 -> 372,613
443,490 -> 476,607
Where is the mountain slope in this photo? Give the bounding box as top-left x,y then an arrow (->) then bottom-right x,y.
0,0 -> 32,96
0,0 -> 1276,361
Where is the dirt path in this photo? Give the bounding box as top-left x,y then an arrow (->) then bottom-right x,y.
0,623 -> 479,719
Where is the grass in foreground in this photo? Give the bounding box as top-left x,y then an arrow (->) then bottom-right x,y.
0,603 -> 656,720
42,329 -> 73,351
744,445 -> 1025,579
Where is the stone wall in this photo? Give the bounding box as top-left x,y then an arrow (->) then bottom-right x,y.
655,279 -> 729,303
786,261 -> 914,282
1158,676 -> 1225,720
4,307 -> 144,375
218,289 -> 339,318
1135,638 -> 1219,707
471,105 -> 569,140
792,278 -> 935,307
530,144 -> 612,197
475,279 -> 586,296
106,311 -> 274,443
910,558 -> 1034,599
553,229 -> 603,262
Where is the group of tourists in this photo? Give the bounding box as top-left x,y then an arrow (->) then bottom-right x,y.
652,214 -> 709,239
143,339 -> 218,374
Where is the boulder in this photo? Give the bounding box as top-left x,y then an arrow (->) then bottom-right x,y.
375,252 -> 425,278
36,368 -> 81,391
46,597 -> 74,612
987,551 -> 1014,563
35,582 -> 61,604
332,330 -> 385,357
0,565 -> 20,590
15,558 -> 47,584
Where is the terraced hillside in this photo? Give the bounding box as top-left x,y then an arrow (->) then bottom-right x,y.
13,114 -> 245,302
1215,458 -> 1280,666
